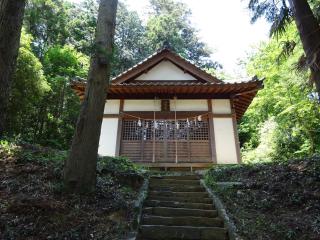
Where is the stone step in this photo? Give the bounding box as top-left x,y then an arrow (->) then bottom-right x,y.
141,215 -> 223,227
145,200 -> 214,210
147,196 -> 213,204
148,191 -> 209,198
151,175 -> 199,180
138,225 -> 228,240
143,207 -> 218,218
149,179 -> 200,186
149,185 -> 205,192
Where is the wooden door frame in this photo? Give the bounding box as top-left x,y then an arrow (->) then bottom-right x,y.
115,99 -> 227,163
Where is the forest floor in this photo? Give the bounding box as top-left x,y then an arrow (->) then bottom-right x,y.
205,156 -> 320,240
0,141 -> 146,240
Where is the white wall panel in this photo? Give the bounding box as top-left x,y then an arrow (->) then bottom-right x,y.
104,100 -> 120,114
98,118 -> 119,156
213,118 -> 238,164
123,100 -> 161,111
212,99 -> 232,114
135,61 -> 196,81
170,99 -> 208,111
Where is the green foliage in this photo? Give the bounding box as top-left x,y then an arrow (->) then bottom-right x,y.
248,0 -> 292,38
97,156 -> 146,176
145,0 -> 219,69
113,2 -> 148,74
7,38 -> 88,149
35,45 -> 89,149
24,0 -> 72,57
205,164 -> 252,184
0,137 -> 66,170
0,139 -> 19,158
8,30 -> 50,139
6,0 -> 221,150
44,45 -> 89,77
241,24 -> 320,162
67,0 -> 97,55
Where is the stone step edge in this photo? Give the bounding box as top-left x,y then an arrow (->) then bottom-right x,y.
138,225 -> 228,240
140,224 -> 227,230
144,200 -> 216,210
141,215 -> 224,227
146,197 -> 213,204
143,207 -> 218,217
149,191 -> 208,195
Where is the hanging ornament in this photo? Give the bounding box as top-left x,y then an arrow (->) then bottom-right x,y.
146,122 -> 149,128
138,119 -> 142,127
187,118 -> 190,127
176,122 -> 180,130
154,121 -> 158,129
198,115 -> 202,121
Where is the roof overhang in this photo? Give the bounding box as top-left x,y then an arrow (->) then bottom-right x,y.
71,79 -> 263,120
71,47 -> 263,120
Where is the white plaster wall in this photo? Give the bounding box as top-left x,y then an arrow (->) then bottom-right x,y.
213,118 -> 238,164
104,100 -> 120,114
123,100 -> 161,111
135,61 -> 197,81
170,99 -> 208,111
212,99 -> 232,114
98,118 -> 119,156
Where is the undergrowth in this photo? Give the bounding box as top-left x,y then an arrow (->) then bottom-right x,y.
205,157 -> 320,240
0,139 -> 146,240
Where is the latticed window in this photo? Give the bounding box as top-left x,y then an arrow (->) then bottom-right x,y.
122,120 -> 142,140
121,119 -> 211,163
189,121 -> 209,140
122,119 -> 209,141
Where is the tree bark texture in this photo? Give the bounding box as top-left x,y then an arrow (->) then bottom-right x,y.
64,0 -> 118,193
289,0 -> 320,94
0,0 -> 26,136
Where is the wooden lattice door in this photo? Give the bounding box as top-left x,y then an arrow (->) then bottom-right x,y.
120,119 -> 211,163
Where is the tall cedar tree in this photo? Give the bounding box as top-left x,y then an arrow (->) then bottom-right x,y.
249,0 -> 320,94
288,0 -> 320,94
64,0 -> 118,193
0,0 -> 26,135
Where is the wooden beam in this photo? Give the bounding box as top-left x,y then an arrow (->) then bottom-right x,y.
103,112 -> 235,119
103,114 -> 120,118
115,99 -> 124,156
207,100 -> 217,164
134,162 -> 214,168
230,99 -> 241,163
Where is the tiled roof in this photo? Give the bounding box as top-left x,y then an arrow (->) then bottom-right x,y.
70,48 -> 264,120
111,47 -> 223,84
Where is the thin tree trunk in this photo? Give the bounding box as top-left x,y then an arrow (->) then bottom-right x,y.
0,0 -> 26,136
289,0 -> 320,94
64,0 -> 118,193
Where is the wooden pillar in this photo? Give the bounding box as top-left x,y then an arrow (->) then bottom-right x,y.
230,99 -> 242,163
140,120 -> 145,161
207,99 -> 217,164
115,99 -> 124,156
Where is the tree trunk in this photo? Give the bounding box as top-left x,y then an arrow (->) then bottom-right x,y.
289,0 -> 320,94
0,0 -> 26,136
64,0 -> 118,193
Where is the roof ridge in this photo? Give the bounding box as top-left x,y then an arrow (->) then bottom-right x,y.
111,48 -> 223,84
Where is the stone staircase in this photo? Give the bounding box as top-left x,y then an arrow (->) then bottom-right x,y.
136,175 -> 229,240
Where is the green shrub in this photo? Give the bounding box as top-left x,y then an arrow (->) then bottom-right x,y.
97,156 -> 146,176
0,137 -> 66,170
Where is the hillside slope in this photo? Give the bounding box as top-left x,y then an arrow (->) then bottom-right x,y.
0,141 -> 145,240
205,157 -> 320,240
